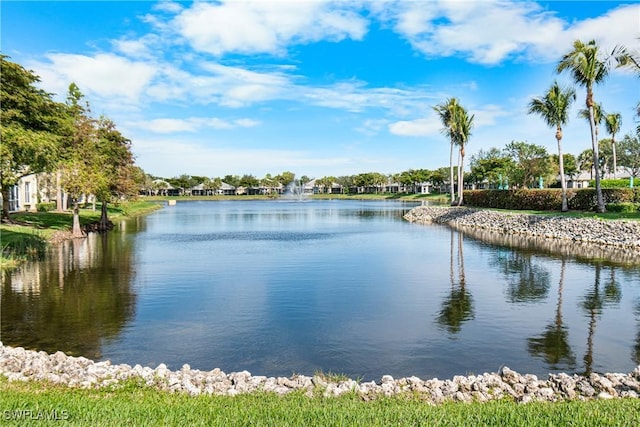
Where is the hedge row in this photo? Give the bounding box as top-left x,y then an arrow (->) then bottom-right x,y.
463,188 -> 640,211
589,179 -> 635,189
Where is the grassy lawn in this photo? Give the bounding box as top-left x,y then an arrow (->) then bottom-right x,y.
0,201 -> 162,269
0,377 -> 638,426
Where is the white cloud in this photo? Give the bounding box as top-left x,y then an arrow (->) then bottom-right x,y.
389,117 -> 440,137
30,53 -> 156,102
133,137 -> 354,177
381,1 -> 639,65
171,0 -> 368,56
128,117 -> 262,133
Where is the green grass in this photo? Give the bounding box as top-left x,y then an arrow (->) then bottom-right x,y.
0,201 -> 162,269
0,377 -> 638,426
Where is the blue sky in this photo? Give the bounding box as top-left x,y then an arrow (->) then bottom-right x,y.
2,1 -> 638,179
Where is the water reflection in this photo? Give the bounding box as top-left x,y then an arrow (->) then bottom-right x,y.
1,201 -> 638,379
436,230 -> 474,334
1,231 -> 137,359
456,225 -> 638,266
493,249 -> 551,303
527,259 -> 576,370
581,263 -> 621,375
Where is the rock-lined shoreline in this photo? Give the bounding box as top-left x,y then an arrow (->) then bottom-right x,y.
1,343 -> 639,403
404,206 -> 640,250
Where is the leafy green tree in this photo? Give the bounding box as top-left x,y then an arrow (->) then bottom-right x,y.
60,83 -> 103,237
94,116 -> 135,230
557,39 -> 624,212
0,56 -> 63,221
223,175 -> 241,188
275,171 -> 295,188
239,174 -> 259,188
528,81 -> 576,211
504,141 -> 551,188
604,113 -> 622,178
617,133 -> 640,178
469,148 -> 514,188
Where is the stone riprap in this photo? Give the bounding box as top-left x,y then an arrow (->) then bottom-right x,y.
404,206 -> 640,250
1,343 -> 639,403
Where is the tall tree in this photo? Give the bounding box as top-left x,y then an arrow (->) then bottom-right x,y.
60,83 -> 100,237
557,39 -> 624,212
434,98 -> 462,204
452,105 -> 474,206
528,81 -> 576,211
0,56 -> 62,221
94,116 -> 136,230
604,113 -> 622,178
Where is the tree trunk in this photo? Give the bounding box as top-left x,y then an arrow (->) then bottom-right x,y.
72,200 -> 84,238
588,103 -> 606,213
557,129 -> 569,212
449,141 -> 455,205
56,170 -> 64,211
457,148 -> 465,206
99,198 -> 110,232
612,138 -> 617,179
1,187 -> 12,222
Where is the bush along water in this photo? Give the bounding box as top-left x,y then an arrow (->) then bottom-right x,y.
463,188 -> 640,211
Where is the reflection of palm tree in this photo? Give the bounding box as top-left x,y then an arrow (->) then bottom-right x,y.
634,300 -> 640,365
581,263 -> 621,374
496,251 -> 551,303
437,230 -> 474,334
528,259 -> 576,369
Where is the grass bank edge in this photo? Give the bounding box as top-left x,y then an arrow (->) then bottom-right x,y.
1,377 -> 638,427
0,201 -> 162,270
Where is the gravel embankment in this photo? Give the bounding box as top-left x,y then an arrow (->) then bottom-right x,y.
1,343 -> 639,403
404,207 -> 640,250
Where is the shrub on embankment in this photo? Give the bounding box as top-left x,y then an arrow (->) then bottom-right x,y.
463,188 -> 640,211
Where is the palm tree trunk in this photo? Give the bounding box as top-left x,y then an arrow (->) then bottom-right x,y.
557,129 -> 569,212
449,142 -> 455,204
588,101 -> 606,213
457,148 -> 465,206
612,139 -> 617,179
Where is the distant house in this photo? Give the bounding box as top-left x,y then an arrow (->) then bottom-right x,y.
5,174 -> 39,212
220,182 -> 236,195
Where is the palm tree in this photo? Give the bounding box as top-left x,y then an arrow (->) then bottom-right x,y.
604,113 -> 622,178
434,98 -> 461,204
452,106 -> 474,206
557,39 -> 624,213
528,81 -> 576,211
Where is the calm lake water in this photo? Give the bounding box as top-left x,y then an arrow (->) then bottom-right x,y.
2,200 -> 640,381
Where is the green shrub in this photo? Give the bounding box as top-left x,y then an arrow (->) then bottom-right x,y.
36,202 -> 56,212
605,202 -> 639,213
464,188 -> 639,211
464,189 -> 566,210
590,178 -> 634,188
